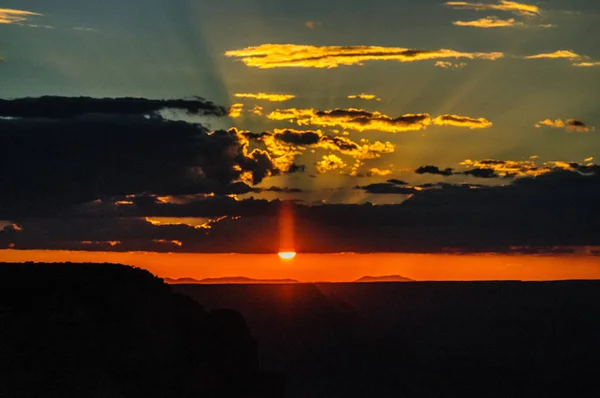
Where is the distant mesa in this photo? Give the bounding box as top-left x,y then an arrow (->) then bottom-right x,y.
356,275 -> 415,283
165,276 -> 299,284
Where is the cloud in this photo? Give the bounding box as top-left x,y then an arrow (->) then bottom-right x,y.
317,155 -> 347,173
433,114 -> 493,129
434,61 -> 467,69
453,17 -> 522,28
225,44 -> 504,69
229,103 -> 244,118
458,159 -> 598,178
445,1 -> 540,17
535,119 -> 565,129
245,128 -> 396,174
268,108 -> 492,133
525,50 -> 582,60
145,217 -> 226,229
0,97 -> 284,217
348,94 -> 381,101
535,118 -> 590,132
305,21 -> 321,29
268,108 -> 432,133
357,182 -> 418,195
367,168 -> 393,177
573,62 -> 600,67
0,8 -> 42,24
4,165 -> 600,253
0,96 -> 227,119
234,93 -> 296,102
251,105 -> 264,115
415,166 -> 454,176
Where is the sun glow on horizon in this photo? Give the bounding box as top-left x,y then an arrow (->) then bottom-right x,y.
278,251 -> 297,260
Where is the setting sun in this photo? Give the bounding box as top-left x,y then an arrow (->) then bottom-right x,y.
278,251 -> 297,260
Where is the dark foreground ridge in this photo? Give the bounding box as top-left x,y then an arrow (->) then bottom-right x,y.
175,281 -> 600,398
0,262 -> 284,398
355,275 -> 414,282
165,277 -> 299,284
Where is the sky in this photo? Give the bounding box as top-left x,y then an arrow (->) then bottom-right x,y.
2,1 -> 600,278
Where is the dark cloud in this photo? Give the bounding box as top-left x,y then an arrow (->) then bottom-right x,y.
356,183 -> 418,195
3,167 -> 600,252
263,186 -> 304,193
415,166 -> 454,176
387,179 -> 409,185
0,96 -> 226,119
462,168 -> 499,178
0,110 -> 279,217
274,130 -> 322,146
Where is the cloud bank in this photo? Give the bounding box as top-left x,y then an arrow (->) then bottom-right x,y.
225,44 -> 504,69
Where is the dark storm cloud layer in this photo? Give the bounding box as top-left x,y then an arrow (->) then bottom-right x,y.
0,96 -> 227,119
4,167 -> 600,253
0,114 -> 279,217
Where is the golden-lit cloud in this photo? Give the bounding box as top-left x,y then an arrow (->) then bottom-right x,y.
367,168 -> 393,177
460,159 -> 548,178
445,1 -> 540,17
535,119 -> 565,129
247,128 -> 396,174
153,239 -> 183,247
434,61 -> 467,69
585,157 -> 594,163
229,103 -> 244,118
535,119 -> 590,132
268,108 -> 432,133
268,108 -> 492,133
305,21 -> 321,29
525,50 -> 581,60
145,217 -> 227,229
234,92 -> 296,102
225,44 -> 504,69
0,8 -> 42,24
348,94 -> 381,101
82,241 -> 121,247
459,159 -> 597,178
453,17 -> 522,28
317,154 -> 347,173
433,114 -> 493,129
251,105 -> 264,115
573,62 -> 600,67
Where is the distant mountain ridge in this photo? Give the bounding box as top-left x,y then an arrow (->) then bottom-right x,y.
165,277 -> 299,284
356,275 -> 414,282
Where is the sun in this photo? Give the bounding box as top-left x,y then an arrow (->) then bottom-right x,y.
278,251 -> 297,260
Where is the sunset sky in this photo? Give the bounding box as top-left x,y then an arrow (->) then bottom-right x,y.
1,1 -> 600,279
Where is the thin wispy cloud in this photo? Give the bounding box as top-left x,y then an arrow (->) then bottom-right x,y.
445,1 -> 541,17
225,44 -> 504,69
433,115 -> 493,129
535,119 -> 590,133
367,168 -> 393,177
0,8 -> 41,24
434,61 -> 467,69
267,108 -> 492,133
525,50 -> 582,60
305,21 -> 321,29
348,94 -> 381,101
573,61 -> 600,67
235,93 -> 296,102
453,16 -> 522,28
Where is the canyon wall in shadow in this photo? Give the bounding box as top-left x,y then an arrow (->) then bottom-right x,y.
0,263 -> 283,398
175,281 -> 600,398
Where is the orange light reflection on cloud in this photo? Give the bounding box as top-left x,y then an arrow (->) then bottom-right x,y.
2,251 -> 600,282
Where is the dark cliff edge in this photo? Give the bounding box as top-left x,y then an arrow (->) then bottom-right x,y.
0,262 -> 284,398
